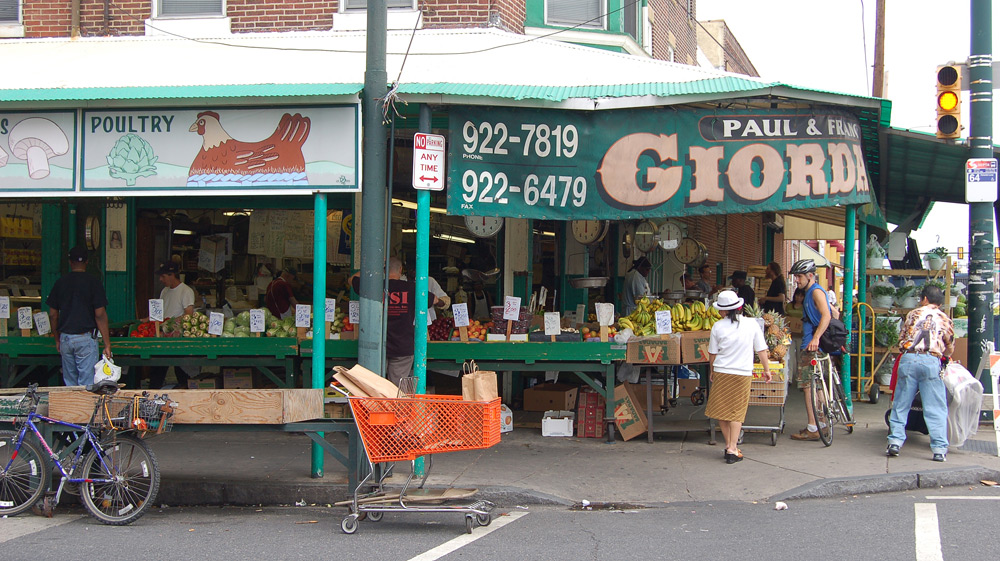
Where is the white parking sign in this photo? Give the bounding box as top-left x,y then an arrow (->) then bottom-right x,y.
966,158 -> 998,203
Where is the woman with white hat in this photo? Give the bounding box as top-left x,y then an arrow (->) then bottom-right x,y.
705,290 -> 773,464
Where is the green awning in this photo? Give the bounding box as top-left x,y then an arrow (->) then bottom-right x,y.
0,83 -> 363,102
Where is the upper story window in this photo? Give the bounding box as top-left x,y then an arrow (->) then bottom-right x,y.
546,0 -> 604,29
623,1 -> 638,41
0,0 -> 20,23
158,0 -> 224,17
343,0 -> 417,9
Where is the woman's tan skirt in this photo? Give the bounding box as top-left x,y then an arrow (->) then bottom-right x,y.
705,372 -> 752,423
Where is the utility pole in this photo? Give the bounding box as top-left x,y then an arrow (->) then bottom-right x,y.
358,1 -> 389,375
968,0 -> 994,397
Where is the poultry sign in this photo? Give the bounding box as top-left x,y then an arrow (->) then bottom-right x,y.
80,106 -> 359,194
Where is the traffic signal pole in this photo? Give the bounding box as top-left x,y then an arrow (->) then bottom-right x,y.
968,0 -> 994,397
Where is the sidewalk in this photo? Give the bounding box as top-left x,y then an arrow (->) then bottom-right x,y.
148,386 -> 1000,507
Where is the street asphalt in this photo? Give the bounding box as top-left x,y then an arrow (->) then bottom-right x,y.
146,384 -> 1000,508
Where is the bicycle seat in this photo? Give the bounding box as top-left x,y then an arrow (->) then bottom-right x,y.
86,379 -> 120,395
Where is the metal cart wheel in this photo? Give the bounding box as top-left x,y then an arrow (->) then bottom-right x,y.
690,388 -> 706,406
341,514 -> 359,534
367,511 -> 383,522
869,385 -> 880,404
465,515 -> 475,534
668,398 -> 678,408
771,431 -> 778,446
476,512 -> 492,527
737,429 -> 744,445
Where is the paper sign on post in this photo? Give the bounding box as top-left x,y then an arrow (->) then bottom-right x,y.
348,301 -> 360,324
295,304 -> 312,328
208,312 -> 225,336
452,303 -> 470,327
654,310 -> 673,334
575,304 -> 587,324
325,298 -> 337,322
33,312 -> 50,335
595,303 -> 614,326
502,296 -> 522,321
544,312 -> 561,336
148,299 -> 164,322
17,307 -> 33,329
250,309 -> 266,333
0,296 -> 9,319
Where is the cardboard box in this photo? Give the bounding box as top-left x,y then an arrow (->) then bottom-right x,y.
787,316 -> 804,336
680,330 -> 712,363
523,383 -> 579,412
613,383 -> 648,441
223,368 -> 253,389
677,379 -> 700,398
324,402 -> 350,418
626,382 -> 663,413
952,337 -> 968,367
576,387 -> 605,438
626,335 -> 682,365
752,361 -> 786,381
542,410 -> 575,437
187,378 -> 219,389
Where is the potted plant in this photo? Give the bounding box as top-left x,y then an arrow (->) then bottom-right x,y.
925,247 -> 948,270
874,317 -> 901,349
894,283 -> 920,308
870,282 -> 896,308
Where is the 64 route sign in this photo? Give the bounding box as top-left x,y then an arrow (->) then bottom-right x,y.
966,158 -> 998,203
413,133 -> 446,191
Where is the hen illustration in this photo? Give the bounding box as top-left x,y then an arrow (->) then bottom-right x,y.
187,111 -> 311,186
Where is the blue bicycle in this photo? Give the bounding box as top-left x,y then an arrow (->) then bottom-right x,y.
0,381 -> 175,525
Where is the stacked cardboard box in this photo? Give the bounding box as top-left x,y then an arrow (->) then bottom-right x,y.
575,387 -> 605,438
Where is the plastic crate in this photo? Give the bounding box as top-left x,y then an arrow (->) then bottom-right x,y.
748,380 -> 787,406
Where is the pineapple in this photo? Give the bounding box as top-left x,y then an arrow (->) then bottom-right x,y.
771,344 -> 788,362
744,301 -> 763,318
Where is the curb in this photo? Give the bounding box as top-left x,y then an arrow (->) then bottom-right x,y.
772,466 -> 1000,501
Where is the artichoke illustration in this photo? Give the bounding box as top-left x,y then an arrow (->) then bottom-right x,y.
107,133 -> 158,186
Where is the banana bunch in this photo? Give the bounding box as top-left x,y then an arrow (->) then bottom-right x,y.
618,297 -> 723,336
674,300 -> 722,332
617,296 -> 663,336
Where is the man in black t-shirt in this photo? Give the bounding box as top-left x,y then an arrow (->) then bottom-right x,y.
729,271 -> 756,314
46,247 -> 112,387
351,257 -> 437,386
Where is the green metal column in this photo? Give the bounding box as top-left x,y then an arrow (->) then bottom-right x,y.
311,193 -> 328,478
358,0 -> 389,375
968,0 -> 994,396
68,204 -> 77,249
40,204 -> 62,310
841,205 -> 856,409
414,105 -> 431,394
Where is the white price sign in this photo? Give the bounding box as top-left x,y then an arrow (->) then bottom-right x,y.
544,312 -> 561,336
654,310 -> 673,335
207,312 -> 225,336
250,309 -> 266,333
595,303 -> 614,326
325,298 -> 337,322
295,304 -> 312,328
33,312 -> 51,335
452,303 -> 470,327
0,296 -> 9,319
348,301 -> 360,324
17,307 -> 33,329
575,304 -> 586,324
148,299 -> 164,322
502,296 -> 522,321
966,158 -> 998,203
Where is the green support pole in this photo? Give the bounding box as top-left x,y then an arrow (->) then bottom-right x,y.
857,221 -> 868,394
68,204 -> 77,249
968,0 -> 994,404
311,193 -> 328,478
413,106 -> 432,478
358,0 -> 389,375
841,205 -> 856,409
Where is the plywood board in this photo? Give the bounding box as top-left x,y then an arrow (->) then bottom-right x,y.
48,389 -> 323,425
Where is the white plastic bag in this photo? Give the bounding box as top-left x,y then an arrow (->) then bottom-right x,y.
866,234 -> 887,268
93,356 -> 122,384
942,361 -> 983,447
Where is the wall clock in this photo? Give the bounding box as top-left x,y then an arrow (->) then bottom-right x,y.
84,215 -> 101,250
571,220 -> 608,245
634,220 -> 658,254
464,215 -> 504,238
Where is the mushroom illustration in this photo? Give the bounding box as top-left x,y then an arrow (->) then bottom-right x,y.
8,118 -> 69,179
0,146 -> 7,167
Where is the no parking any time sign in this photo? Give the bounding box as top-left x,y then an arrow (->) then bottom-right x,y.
413,133 -> 446,191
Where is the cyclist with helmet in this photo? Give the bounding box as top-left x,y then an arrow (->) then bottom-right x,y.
788,259 -> 833,441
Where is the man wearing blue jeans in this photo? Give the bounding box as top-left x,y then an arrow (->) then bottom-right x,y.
46,247 -> 112,386
887,285 -> 954,462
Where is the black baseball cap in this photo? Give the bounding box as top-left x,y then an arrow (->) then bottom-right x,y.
157,262 -> 180,275
68,246 -> 88,262
729,270 -> 747,280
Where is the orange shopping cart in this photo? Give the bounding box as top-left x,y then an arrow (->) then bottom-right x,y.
340,392 -> 502,534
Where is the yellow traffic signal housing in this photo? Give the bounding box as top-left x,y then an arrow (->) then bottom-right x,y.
935,65 -> 962,139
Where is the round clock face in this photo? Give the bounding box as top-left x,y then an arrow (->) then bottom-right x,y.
464,215 -> 504,238
657,221 -> 683,251
85,215 -> 101,250
571,220 -> 607,245
634,220 -> 658,253
676,237 -> 706,266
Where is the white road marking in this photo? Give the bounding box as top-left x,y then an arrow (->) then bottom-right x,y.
0,515 -> 83,543
407,511 -> 529,561
914,503 -> 943,561
923,495 -> 1000,500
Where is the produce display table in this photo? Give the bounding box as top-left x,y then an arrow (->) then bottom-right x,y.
301,340 -> 626,441
0,337 -> 301,388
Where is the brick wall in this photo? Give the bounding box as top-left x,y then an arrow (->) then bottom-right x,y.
647,0 -> 697,64
230,0 -> 336,33
678,213 -> 765,284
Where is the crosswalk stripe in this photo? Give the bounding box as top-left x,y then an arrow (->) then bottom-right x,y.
914,503 -> 943,561
407,511 -> 529,561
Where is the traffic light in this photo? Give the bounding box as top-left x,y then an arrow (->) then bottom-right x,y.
935,64 -> 962,139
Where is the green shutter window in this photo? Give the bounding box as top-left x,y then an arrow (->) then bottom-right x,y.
546,0 -> 603,29
344,0 -> 415,9
159,0 -> 223,17
0,0 -> 19,23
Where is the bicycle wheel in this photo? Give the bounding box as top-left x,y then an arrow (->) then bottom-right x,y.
831,374 -> 855,431
0,430 -> 48,517
80,434 -> 159,525
811,374 -> 833,447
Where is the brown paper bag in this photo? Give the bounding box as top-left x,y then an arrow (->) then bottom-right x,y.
461,361 -> 499,401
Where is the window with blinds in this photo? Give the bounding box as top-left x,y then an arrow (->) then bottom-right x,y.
343,0 -> 417,9
546,0 -> 604,29
159,0 -> 224,17
623,1 -> 637,41
0,0 -> 19,23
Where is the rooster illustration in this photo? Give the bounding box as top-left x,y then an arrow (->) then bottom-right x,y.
187,111 -> 311,186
